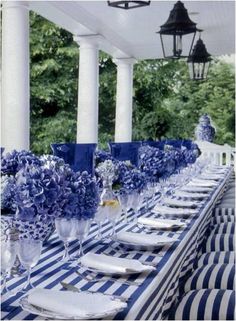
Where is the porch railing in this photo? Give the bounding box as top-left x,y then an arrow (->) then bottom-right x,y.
195,140 -> 235,167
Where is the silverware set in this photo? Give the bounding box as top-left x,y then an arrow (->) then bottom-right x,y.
75,270 -> 142,286
60,282 -> 129,302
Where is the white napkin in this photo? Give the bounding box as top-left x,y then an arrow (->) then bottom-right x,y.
174,191 -> 207,199
163,198 -> 199,208
138,217 -> 185,229
116,231 -> 174,246
81,253 -> 155,274
180,186 -> 212,193
198,175 -> 221,181
153,205 -> 197,215
27,288 -> 126,317
188,179 -> 218,187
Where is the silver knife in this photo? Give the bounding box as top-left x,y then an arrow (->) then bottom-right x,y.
60,281 -> 129,302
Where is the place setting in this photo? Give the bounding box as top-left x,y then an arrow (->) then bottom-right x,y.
19,287 -> 128,320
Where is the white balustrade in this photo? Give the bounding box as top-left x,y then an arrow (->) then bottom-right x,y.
195,141 -> 235,166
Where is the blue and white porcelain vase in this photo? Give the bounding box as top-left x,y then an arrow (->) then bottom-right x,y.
195,114 -> 215,142
108,141 -> 142,166
51,143 -> 97,175
14,217 -> 55,242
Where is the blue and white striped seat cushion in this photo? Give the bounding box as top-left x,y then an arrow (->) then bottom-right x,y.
184,264 -> 235,292
218,201 -> 235,208
202,234 -> 235,252
197,252 -> 235,267
212,208 -> 235,217
211,222 -> 235,235
169,289 -> 235,320
212,215 -> 235,225
211,208 -> 235,225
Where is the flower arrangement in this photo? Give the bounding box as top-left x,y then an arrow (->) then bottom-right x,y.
1,151 -> 99,222
1,175 -> 16,214
60,171 -> 99,220
120,168 -> 147,193
94,150 -> 114,166
1,150 -> 41,176
139,145 -> 167,183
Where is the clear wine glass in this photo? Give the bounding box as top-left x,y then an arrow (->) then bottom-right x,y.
130,191 -> 144,222
106,200 -> 122,239
117,191 -> 129,223
55,217 -> 75,262
73,218 -> 91,258
1,240 -> 17,298
18,239 -> 42,293
94,205 -> 107,239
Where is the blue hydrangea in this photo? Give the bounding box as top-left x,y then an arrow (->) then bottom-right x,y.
121,168 -> 147,193
1,175 -> 16,213
95,150 -> 114,165
1,150 -> 41,176
61,171 -> 99,220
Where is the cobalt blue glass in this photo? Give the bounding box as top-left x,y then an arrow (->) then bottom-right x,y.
181,139 -> 193,150
142,140 -> 165,150
51,143 -> 97,175
1,147 -> 5,156
108,141 -> 142,166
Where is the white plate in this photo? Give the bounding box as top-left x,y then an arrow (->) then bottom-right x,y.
137,217 -> 186,230
180,186 -> 212,193
20,293 -> 126,320
163,198 -> 200,208
174,191 -> 208,200
115,232 -> 177,251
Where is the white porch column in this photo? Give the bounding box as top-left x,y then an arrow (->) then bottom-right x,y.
74,35 -> 101,143
1,1 -> 30,152
113,58 -> 136,142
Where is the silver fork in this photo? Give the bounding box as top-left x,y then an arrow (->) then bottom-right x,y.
60,281 -> 129,302
76,270 -> 142,286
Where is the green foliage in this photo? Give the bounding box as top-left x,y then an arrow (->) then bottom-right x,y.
30,13 -> 235,155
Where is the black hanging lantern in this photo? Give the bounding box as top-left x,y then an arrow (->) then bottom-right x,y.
107,1 -> 150,10
157,1 -> 200,59
187,37 -> 212,80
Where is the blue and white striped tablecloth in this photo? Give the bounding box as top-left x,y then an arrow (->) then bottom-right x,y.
1,167 -> 232,320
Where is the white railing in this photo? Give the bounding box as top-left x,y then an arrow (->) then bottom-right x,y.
195,140 -> 235,167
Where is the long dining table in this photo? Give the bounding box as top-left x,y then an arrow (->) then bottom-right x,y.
1,166 -> 232,320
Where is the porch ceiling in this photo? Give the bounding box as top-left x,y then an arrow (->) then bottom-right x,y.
29,0 -> 235,60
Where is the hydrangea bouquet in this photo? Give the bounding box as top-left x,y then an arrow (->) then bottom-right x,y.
1,150 -> 100,240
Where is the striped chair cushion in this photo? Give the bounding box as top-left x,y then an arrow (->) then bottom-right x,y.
169,289 -> 235,320
211,222 -> 235,235
202,234 -> 235,252
212,208 -> 235,217
197,252 -> 235,267
184,264 -> 235,292
218,201 -> 235,208
212,215 -> 235,225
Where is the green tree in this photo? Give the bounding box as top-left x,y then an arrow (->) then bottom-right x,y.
30,13 -> 235,154
30,12 -> 79,154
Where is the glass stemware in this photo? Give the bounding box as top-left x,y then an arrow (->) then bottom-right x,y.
94,206 -> 107,239
1,240 -> 17,298
117,191 -> 129,223
106,201 -> 122,238
130,191 -> 145,222
73,218 -> 91,258
18,239 -> 42,292
55,217 -> 76,262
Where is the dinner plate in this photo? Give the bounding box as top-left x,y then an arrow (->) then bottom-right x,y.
174,191 -> 208,200
137,217 -> 186,231
180,186 -> 212,193
80,262 -> 151,276
163,198 -> 200,208
20,293 -> 126,320
114,232 -> 177,251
